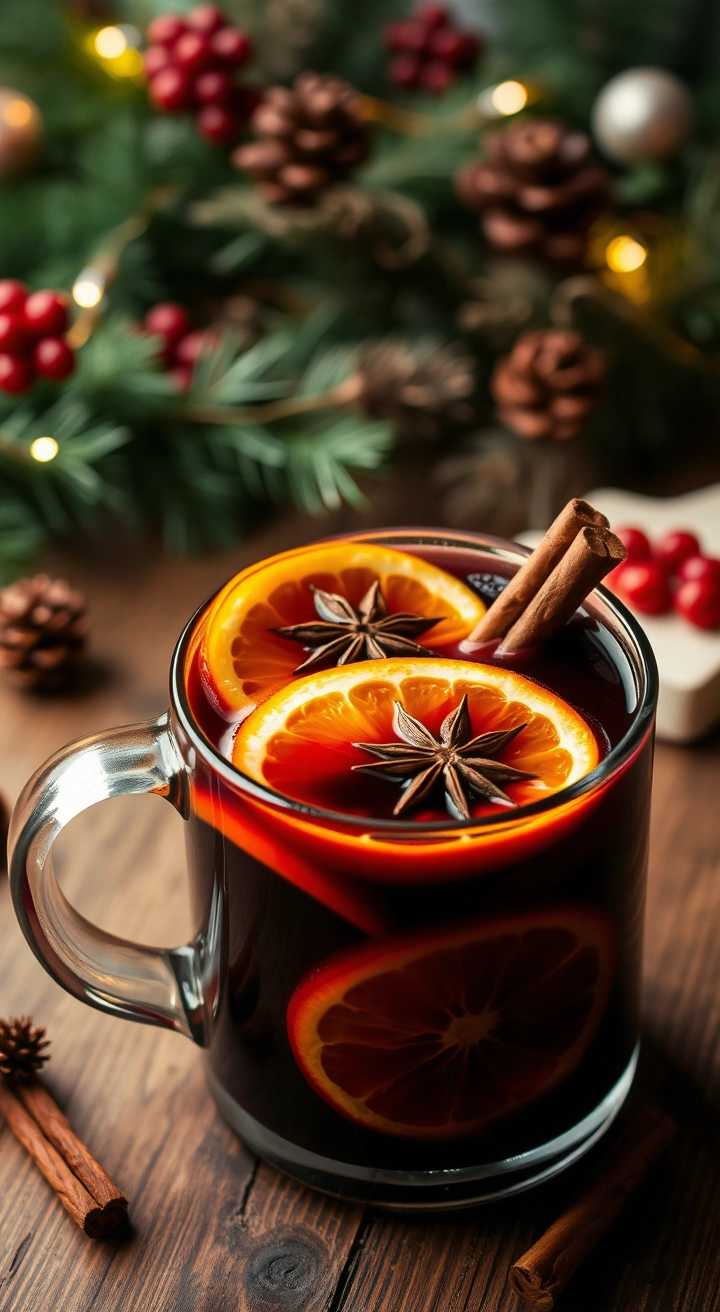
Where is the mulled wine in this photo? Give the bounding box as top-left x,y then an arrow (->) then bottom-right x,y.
174,527 -> 655,1205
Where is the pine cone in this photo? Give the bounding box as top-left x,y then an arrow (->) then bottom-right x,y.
357,338 -> 476,439
0,574 -> 88,691
491,329 -> 605,441
456,120 -> 610,266
233,71 -> 370,205
0,1016 -> 50,1084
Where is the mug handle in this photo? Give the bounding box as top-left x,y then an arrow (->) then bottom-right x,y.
8,712 -> 216,1046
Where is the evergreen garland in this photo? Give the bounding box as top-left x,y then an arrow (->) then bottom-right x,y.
0,0 -> 719,577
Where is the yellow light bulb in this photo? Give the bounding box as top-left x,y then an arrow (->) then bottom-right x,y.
30,436 -> 59,463
3,99 -> 34,128
491,81 -> 528,116
606,235 -> 647,273
72,270 -> 104,308
94,26 -> 128,59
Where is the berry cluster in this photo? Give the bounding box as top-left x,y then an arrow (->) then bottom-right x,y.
0,282 -> 74,396
143,302 -> 214,392
145,4 -> 256,145
609,525 -> 720,630
384,4 -> 481,95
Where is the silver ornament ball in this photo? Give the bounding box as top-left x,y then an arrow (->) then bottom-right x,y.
591,67 -> 693,165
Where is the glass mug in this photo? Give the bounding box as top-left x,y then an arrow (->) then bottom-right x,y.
9,530 -> 657,1209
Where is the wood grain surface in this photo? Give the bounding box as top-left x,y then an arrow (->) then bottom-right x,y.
0,495 -> 719,1312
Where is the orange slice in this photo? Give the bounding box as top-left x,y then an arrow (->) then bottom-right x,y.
288,907 -> 615,1138
233,658 -> 599,820
201,542 -> 486,716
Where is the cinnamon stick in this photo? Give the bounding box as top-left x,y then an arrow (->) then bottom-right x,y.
500,525 -> 626,653
509,1107 -> 676,1310
467,498 -> 609,644
0,1083 -> 127,1238
18,1082 -> 127,1213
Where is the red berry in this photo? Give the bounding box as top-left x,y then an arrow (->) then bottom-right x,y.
144,45 -> 174,79
210,26 -> 252,66
674,577 -> 720,630
174,31 -> 212,72
32,337 -> 75,381
23,290 -> 70,338
655,529 -> 700,573
678,554 -> 720,586
170,365 -> 193,392
0,279 -> 28,315
389,53 -> 422,88
196,104 -> 239,143
0,353 -> 34,394
605,561 -> 630,593
429,28 -> 479,67
145,302 -> 191,345
147,14 -> 187,47
421,60 -> 454,93
415,4 -> 449,32
615,525 -> 653,562
0,313 -> 29,355
174,330 -> 208,366
384,20 -> 423,52
616,561 -> 672,614
150,66 -> 192,112
194,68 -> 234,105
187,4 -> 226,34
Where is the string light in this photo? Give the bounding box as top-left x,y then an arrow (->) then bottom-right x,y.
479,81 -> 529,119
72,267 -> 106,309
87,25 -> 143,78
30,436 -> 59,463
2,98 -> 34,129
606,235 -> 647,273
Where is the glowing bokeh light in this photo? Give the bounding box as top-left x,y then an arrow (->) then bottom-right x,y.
30,436 -> 59,462
491,81 -> 528,116
606,235 -> 647,273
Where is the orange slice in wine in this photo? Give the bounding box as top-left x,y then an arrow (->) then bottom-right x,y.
201,542 -> 486,716
233,658 -> 599,818
288,907 -> 615,1138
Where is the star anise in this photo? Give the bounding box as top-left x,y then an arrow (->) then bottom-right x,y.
273,580 -> 443,674
352,695 -> 536,820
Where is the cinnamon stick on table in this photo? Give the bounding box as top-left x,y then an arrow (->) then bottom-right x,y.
0,1082 -> 127,1238
17,1081 -> 127,1216
467,498 -> 609,644
509,1106 -> 677,1310
500,525 -> 626,654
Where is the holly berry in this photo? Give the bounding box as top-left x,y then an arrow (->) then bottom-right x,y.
32,337 -> 75,381
615,525 -> 652,562
144,46 -> 174,79
23,290 -> 70,338
615,561 -> 672,615
210,27 -> 252,66
384,5 -> 482,92
674,577 -> 720,630
187,4 -> 226,35
149,65 -> 192,113
174,31 -> 212,72
174,330 -> 208,366
0,280 -> 28,315
147,14 -> 187,47
143,5 -> 254,143
0,354 -> 34,394
678,554 -> 720,586
170,365 -> 193,392
145,302 -> 191,346
194,69 -> 234,104
196,104 -> 239,143
654,529 -> 700,573
0,313 -> 29,354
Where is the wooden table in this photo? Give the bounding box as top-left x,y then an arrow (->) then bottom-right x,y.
1,502 -> 719,1312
